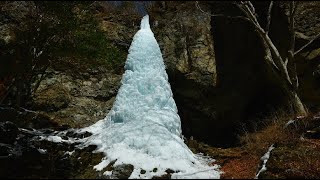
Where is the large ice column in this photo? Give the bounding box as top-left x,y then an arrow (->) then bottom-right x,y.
107,14 -> 181,136
81,15 -> 220,179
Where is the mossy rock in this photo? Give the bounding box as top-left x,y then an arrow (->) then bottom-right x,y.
32,84 -> 71,112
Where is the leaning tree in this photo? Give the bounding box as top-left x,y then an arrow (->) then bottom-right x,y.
196,1 -> 320,116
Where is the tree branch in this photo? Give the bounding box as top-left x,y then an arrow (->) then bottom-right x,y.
265,1 -> 273,35
32,62 -> 50,95
245,1 -> 257,17
244,4 -> 293,86
195,1 -> 252,22
237,2 -> 289,76
294,33 -> 320,56
237,1 -> 260,26
288,1 -> 296,53
0,78 -> 16,105
287,1 -> 299,89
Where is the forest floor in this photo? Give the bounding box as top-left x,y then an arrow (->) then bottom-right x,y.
186,112 -> 320,179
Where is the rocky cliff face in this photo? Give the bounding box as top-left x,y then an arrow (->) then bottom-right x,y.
31,68 -> 121,128
1,1 -> 320,147
152,2 -> 217,86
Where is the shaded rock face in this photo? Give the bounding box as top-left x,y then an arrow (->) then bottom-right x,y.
0,106 -> 60,130
153,2 -> 217,86
203,2 -> 293,146
296,46 -> 320,112
294,1 -> 320,113
294,42 -> 320,115
0,1 -> 35,78
31,68 -> 121,128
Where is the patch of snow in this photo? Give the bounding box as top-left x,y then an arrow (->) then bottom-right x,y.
37,148 -> 47,154
284,120 -> 295,128
42,135 -> 63,143
255,144 -> 275,179
80,14 -> 221,179
64,150 -> 75,156
94,158 -> 110,171
39,135 -> 75,144
36,50 -> 43,57
20,107 -> 37,113
103,170 -> 113,176
296,116 -> 305,119
195,153 -> 217,165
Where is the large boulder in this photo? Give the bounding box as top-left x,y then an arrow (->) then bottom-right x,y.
31,68 -> 121,128
33,84 -> 71,112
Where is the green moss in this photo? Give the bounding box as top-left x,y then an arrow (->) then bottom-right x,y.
64,29 -> 126,69
38,2 -> 127,73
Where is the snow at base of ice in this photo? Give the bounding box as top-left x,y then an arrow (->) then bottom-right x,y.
80,15 -> 221,179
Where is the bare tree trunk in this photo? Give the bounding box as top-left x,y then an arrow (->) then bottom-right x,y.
239,1 -> 307,116
288,90 -> 307,116
261,34 -> 307,116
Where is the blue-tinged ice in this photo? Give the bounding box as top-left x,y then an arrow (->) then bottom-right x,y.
81,15 -> 221,179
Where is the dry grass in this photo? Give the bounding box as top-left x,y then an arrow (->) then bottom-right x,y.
237,110 -> 320,178
239,110 -> 296,155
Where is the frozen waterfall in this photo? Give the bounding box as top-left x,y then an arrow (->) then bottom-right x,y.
80,15 -> 221,179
